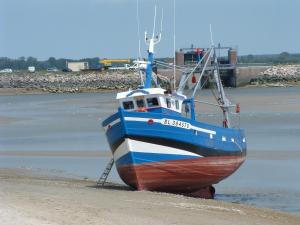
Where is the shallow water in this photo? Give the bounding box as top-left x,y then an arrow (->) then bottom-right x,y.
1,87 -> 300,214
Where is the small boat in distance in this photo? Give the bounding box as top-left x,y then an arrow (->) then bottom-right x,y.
102,7 -> 246,198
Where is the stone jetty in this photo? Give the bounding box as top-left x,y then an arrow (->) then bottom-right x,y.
1,65 -> 300,93
0,71 -> 141,93
250,65 -> 300,86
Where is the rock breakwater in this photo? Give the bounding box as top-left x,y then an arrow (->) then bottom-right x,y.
250,65 -> 300,86
0,71 -> 141,93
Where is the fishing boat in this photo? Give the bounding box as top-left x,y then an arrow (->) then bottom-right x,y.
102,7 -> 246,198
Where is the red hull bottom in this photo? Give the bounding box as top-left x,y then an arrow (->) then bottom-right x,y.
117,156 -> 245,196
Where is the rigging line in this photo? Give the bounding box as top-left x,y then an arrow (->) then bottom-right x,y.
209,24 -> 214,46
156,73 -> 170,82
160,8 -> 163,34
209,73 -> 219,100
195,99 -> 221,108
155,62 -> 186,72
136,0 -> 144,85
155,60 -> 185,68
173,0 -> 176,90
192,50 -> 214,97
155,60 -> 186,70
189,71 -> 208,99
180,48 -> 212,90
156,59 -> 196,70
195,99 -> 236,108
210,84 -> 223,110
136,0 -> 141,59
199,75 -> 209,90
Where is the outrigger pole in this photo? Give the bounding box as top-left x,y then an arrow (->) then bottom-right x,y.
209,25 -> 231,128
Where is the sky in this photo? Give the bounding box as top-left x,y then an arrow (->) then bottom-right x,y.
0,0 -> 300,60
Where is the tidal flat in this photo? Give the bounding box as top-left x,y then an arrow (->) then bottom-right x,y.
1,86 -> 300,224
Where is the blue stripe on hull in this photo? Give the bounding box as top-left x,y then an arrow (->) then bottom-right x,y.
116,152 -> 199,167
103,108 -> 247,157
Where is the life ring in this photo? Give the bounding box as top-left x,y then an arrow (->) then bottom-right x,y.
136,107 -> 148,112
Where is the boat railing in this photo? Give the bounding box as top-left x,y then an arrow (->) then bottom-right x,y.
194,99 -> 236,108
191,99 -> 241,129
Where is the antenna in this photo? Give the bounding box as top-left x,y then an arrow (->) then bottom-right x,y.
173,0 -> 176,90
152,5 -> 157,39
209,24 -> 214,46
144,4 -> 162,88
136,0 -> 144,85
136,0 -> 141,59
160,8 -> 163,35
145,5 -> 162,51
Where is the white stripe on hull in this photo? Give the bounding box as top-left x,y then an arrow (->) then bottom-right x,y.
124,117 -> 216,135
103,118 -> 121,131
114,139 -> 130,161
114,138 -> 202,161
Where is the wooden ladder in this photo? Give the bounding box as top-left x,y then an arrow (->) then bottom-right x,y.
97,158 -> 114,187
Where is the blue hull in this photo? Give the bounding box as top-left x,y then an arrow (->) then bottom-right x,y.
103,108 -> 246,168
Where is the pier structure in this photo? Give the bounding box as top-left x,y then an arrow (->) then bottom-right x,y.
175,44 -> 238,88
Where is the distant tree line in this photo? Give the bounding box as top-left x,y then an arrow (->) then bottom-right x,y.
0,57 -> 100,71
238,52 -> 300,65
1,52 -> 300,71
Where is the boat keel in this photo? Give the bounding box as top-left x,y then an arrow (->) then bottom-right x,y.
185,186 -> 215,199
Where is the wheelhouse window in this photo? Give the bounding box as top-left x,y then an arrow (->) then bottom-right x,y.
171,99 -> 175,107
123,101 -> 134,110
166,98 -> 171,108
147,97 -> 159,107
175,100 -> 179,110
136,99 -> 145,108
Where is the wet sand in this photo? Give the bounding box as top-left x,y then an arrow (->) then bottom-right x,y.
0,168 -> 299,225
0,88 -> 46,95
0,87 -> 117,95
0,150 -> 111,157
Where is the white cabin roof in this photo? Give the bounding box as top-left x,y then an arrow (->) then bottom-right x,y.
116,88 -> 166,100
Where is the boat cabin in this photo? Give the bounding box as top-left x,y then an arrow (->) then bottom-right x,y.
116,88 -> 186,115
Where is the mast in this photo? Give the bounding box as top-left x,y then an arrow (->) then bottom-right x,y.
144,5 -> 162,88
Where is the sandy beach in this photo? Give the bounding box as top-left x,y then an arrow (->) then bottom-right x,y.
0,168 -> 299,225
